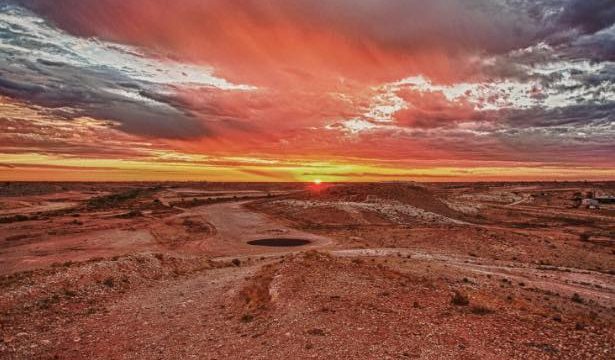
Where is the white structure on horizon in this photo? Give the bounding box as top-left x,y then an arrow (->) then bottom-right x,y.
581,198 -> 600,209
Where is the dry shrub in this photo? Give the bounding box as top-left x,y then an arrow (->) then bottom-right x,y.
451,291 -> 470,306
470,305 -> 495,315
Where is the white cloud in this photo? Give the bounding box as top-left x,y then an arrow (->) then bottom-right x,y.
330,118 -> 378,134
382,59 -> 615,114
0,6 -> 255,91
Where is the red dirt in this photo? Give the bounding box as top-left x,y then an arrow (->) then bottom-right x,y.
0,181 -> 613,359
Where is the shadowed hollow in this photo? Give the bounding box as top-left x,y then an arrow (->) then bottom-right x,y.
247,238 -> 312,247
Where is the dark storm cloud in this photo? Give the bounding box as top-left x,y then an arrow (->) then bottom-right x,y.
0,108 -> 156,158
0,3 -> 217,139
557,0 -> 615,34
15,0 -> 614,54
569,26 -> 615,61
14,0 -> 614,86
14,0 -> 548,56
0,77 -> 45,94
503,103 -> 615,129
0,59 -> 207,139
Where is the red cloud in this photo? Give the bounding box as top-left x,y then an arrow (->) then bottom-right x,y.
393,89 -> 487,129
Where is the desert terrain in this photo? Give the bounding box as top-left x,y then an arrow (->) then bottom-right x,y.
0,181 -> 613,359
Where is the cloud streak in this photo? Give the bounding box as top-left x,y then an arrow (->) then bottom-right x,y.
0,4 -> 254,139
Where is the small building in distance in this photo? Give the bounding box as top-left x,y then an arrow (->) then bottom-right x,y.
581,198 -> 600,209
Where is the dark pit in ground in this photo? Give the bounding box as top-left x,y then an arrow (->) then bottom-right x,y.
247,238 -> 312,247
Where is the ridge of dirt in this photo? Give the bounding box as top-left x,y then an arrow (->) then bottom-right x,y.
218,252 -> 614,359
0,253 -> 225,354
294,183 -> 467,220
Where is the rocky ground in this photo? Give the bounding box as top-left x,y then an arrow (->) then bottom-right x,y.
0,182 -> 613,359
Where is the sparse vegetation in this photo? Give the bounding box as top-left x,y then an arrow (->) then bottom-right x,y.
87,189 -> 142,208
307,328 -> 326,336
470,305 -> 495,315
451,291 -> 470,306
240,313 -> 254,323
571,293 -> 584,304
63,289 -> 77,297
116,210 -> 143,218
0,214 -> 30,224
4,234 -> 29,242
102,277 -> 115,288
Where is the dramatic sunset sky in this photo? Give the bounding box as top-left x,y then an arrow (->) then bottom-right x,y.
0,0 -> 614,181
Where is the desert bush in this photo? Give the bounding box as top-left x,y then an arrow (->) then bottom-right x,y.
0,214 -> 29,224
307,328 -> 326,336
470,305 -> 494,315
4,234 -> 29,242
63,289 -> 77,297
102,277 -> 115,288
240,313 -> 254,323
116,210 -> 143,219
86,189 -> 144,209
451,291 -> 469,306
579,233 -> 591,242
571,293 -> 584,304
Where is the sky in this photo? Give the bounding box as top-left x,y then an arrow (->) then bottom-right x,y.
0,0 -> 614,182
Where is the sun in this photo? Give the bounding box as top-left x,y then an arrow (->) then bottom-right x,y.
313,179 -> 322,185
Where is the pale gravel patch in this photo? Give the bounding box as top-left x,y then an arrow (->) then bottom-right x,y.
273,198 -> 464,225
442,199 -> 482,215
455,192 -> 523,204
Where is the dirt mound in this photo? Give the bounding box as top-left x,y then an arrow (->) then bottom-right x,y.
0,253 -> 218,352
84,187 -> 173,215
221,252 -> 614,359
299,183 -> 464,219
